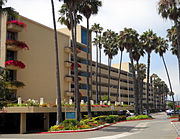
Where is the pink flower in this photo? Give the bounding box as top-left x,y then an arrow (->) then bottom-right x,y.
6,39 -> 29,50
5,60 -> 26,69
7,20 -> 27,28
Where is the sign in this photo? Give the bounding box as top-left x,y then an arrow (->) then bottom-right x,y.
111,106 -> 114,110
66,112 -> 76,119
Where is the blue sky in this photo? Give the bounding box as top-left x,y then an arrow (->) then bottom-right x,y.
5,0 -> 180,99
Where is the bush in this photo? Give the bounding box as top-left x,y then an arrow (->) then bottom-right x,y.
126,115 -> 152,120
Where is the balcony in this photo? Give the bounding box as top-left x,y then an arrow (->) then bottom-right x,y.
7,81 -> 25,90
6,40 -> 29,51
64,47 -> 72,54
5,60 -> 26,70
64,61 -> 72,68
7,20 -> 26,32
65,75 -> 73,82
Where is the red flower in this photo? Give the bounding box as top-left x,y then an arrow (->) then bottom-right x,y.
7,20 -> 27,28
5,60 -> 25,69
6,39 -> 29,50
71,63 -> 81,69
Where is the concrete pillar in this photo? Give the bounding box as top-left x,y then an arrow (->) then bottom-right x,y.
0,12 -> 7,67
44,113 -> 49,131
20,113 -> 26,134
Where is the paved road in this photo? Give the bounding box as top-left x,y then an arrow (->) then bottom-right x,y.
0,112 -> 177,139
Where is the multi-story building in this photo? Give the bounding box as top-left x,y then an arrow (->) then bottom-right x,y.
0,12 -> 167,134
0,12 -> 166,108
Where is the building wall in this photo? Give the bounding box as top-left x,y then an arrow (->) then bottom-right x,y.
16,17 -> 70,103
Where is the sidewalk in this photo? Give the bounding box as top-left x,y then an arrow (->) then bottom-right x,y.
171,119 -> 180,137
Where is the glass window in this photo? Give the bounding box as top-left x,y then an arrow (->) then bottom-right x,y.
81,28 -> 87,45
7,31 -> 17,40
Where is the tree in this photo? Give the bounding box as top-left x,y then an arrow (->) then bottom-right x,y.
51,0 -> 62,125
91,23 -> 103,103
136,63 -> 146,114
119,28 -> 139,115
79,0 -> 102,118
59,0 -> 84,122
116,31 -> 125,102
151,73 -> 159,110
102,30 -> 118,102
158,0 -> 180,81
132,43 -> 145,114
140,30 -> 158,115
155,36 -> 176,113
167,26 -> 178,57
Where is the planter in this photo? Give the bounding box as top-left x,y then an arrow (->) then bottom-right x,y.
64,61 -> 72,68
6,65 -> 20,70
65,76 -> 73,82
5,60 -> 26,69
7,23 -> 24,32
64,47 -> 72,54
7,45 -> 22,51
7,84 -> 18,90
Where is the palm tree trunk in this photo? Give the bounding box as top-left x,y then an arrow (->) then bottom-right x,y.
117,50 -> 123,102
99,48 -> 102,101
51,0 -> 62,125
161,55 -> 176,114
129,51 -> 138,115
136,60 -> 140,114
107,57 -> 111,102
146,53 -> 150,115
70,12 -> 80,121
139,79 -> 143,114
175,24 -> 180,81
95,33 -> 99,104
86,18 -> 92,118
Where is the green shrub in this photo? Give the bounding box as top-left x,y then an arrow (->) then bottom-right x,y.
126,115 -> 152,120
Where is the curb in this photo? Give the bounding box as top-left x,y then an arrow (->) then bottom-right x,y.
168,117 -> 178,119
36,118 -> 153,134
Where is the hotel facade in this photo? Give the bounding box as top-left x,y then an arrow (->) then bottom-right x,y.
0,13 -> 166,133
0,13 -> 166,109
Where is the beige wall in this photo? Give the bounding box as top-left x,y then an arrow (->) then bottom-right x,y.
17,17 -> 70,103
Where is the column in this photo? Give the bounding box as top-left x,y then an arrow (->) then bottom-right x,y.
44,113 -> 49,131
20,113 -> 26,134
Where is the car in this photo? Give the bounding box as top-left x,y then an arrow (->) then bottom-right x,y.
143,110 -> 148,115
166,109 -> 174,116
126,110 -> 134,116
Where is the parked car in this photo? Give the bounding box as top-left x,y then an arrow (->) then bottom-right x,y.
143,110 -> 148,115
126,110 -> 134,116
166,109 -> 174,116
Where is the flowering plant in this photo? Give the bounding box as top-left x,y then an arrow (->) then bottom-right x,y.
6,39 -> 29,50
5,60 -> 26,69
71,63 -> 81,69
7,20 -> 26,28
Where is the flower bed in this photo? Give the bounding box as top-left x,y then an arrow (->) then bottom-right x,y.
5,60 -> 25,69
7,20 -> 26,28
6,39 -> 29,50
49,115 -> 126,131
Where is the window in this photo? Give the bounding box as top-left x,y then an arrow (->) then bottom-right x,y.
7,31 -> 17,40
6,50 -> 17,61
7,14 -> 16,21
7,70 -> 17,81
81,28 -> 87,45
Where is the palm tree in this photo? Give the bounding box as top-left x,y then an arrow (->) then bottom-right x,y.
167,26 -> 178,57
79,0 -> 102,118
151,73 -> 159,111
102,30 -> 118,102
158,0 -> 180,81
59,0 -> 84,122
116,31 -> 125,102
140,30 -> 158,115
155,36 -> 176,113
120,28 -> 139,115
132,49 -> 145,114
51,0 -> 62,125
137,64 -> 146,114
91,23 -> 103,103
